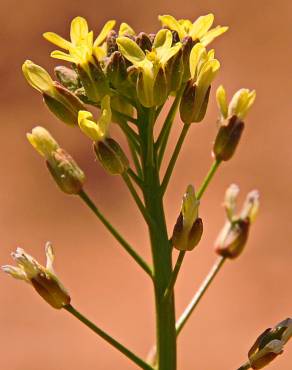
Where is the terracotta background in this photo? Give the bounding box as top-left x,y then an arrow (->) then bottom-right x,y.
1,0 -> 292,369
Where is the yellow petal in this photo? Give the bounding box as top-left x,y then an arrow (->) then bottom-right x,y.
182,185 -> 199,229
27,126 -> 59,158
97,95 -> 112,138
197,59 -> 220,88
158,15 -> 185,40
45,242 -> 55,272
189,43 -> 206,79
189,14 -> 214,40
200,26 -> 229,46
119,22 -> 135,36
51,50 -> 76,63
78,110 -> 101,141
43,32 -> 72,50
70,16 -> 89,45
94,20 -> 116,47
117,37 -> 145,65
159,43 -> 182,66
153,29 -> 173,50
216,85 -> 228,119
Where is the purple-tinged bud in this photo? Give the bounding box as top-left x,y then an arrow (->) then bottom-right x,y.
165,48 -> 184,92
136,32 -> 153,52
106,30 -> 118,56
105,51 -> 127,88
213,115 -> 245,161
54,66 -> 81,91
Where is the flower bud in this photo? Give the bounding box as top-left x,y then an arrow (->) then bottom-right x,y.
94,138 -> 129,175
245,318 -> 292,369
2,243 -> 70,309
213,115 -> 245,161
47,148 -> 85,194
136,32 -> 152,52
43,82 -> 85,126
27,126 -> 59,158
165,48 -> 184,92
172,185 -> 203,251
180,82 -> 211,124
76,60 -> 109,103
215,185 -> 259,259
181,36 -> 194,81
22,60 -> 85,126
153,67 -> 168,106
54,66 -> 81,91
228,88 -> 256,120
106,30 -> 118,56
27,127 -> 85,195
105,51 -> 128,88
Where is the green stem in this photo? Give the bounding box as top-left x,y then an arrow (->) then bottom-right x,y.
176,256 -> 226,335
79,190 -> 152,278
196,159 -> 221,200
127,138 -> 143,179
139,111 -> 177,370
161,124 -> 190,195
156,90 -> 183,168
65,305 -> 153,370
122,173 -> 152,226
237,363 -> 251,370
127,168 -> 143,189
163,251 -> 186,300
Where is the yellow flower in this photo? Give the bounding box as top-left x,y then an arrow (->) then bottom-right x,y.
43,16 -> 116,66
2,243 -> 70,309
117,29 -> 181,106
180,43 -> 220,123
159,13 -> 228,46
78,95 -> 112,141
216,85 -> 256,120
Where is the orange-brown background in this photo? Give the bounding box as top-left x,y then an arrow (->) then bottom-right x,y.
1,0 -> 292,369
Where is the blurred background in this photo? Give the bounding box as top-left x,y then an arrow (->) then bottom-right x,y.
1,0 -> 292,369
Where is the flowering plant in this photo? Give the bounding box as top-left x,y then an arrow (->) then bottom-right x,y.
2,14 -> 291,370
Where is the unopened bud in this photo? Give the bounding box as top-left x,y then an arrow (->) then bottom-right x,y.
44,82 -> 85,126
172,185 -> 203,251
105,51 -> 127,88
213,115 -> 244,161
47,148 -> 85,194
165,48 -> 184,92
54,66 -> 81,91
180,81 -> 211,124
136,32 -> 152,52
245,318 -> 292,369
77,60 -> 109,103
22,60 -> 85,126
153,67 -> 168,106
181,36 -> 194,81
94,138 -> 129,175
106,30 -> 118,56
27,127 -> 85,195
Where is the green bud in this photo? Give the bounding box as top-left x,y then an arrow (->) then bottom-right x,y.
105,51 -> 128,88
77,60 -> 109,103
153,67 -> 168,106
180,81 -> 211,124
172,185 -> 203,251
43,82 -> 85,126
94,138 -> 129,175
54,66 -> 81,91
213,115 -> 244,161
165,48 -> 184,92
47,148 -> 85,194
136,32 -> 152,52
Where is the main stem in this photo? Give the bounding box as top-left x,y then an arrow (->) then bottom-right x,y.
139,108 -> 177,370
